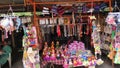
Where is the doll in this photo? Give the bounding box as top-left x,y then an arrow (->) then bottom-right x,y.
56,50 -> 60,59
51,41 -> 55,50
73,58 -> 78,66
63,59 -> 68,68
50,49 -> 56,60
43,42 -> 48,56
78,58 -> 82,66
56,41 -> 60,49
68,59 -> 73,65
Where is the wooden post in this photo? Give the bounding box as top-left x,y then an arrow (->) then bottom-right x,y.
11,31 -> 15,48
33,2 -> 42,50
109,0 -> 112,12
112,58 -> 114,68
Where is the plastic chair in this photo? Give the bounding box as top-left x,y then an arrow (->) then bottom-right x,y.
7,53 -> 12,68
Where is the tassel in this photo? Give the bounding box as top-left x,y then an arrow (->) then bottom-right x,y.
85,24 -> 89,35
73,25 -> 75,36
64,25 -> 67,37
77,24 -> 80,38
70,24 -> 73,36
80,24 -> 83,37
67,25 -> 70,37
74,24 -> 77,36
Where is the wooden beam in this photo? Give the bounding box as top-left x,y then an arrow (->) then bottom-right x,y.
34,0 -> 105,5
109,0 -> 112,12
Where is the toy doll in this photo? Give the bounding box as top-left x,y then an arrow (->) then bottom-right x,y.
68,59 -> 73,65
56,41 -> 60,49
73,58 -> 78,66
51,41 -> 55,50
50,49 -> 56,60
78,58 -> 82,66
63,59 -> 68,68
56,50 -> 60,59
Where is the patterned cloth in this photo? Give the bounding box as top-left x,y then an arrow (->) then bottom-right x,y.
40,59 -> 64,68
0,45 -> 12,65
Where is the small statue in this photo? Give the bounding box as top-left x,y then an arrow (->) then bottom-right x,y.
56,41 -> 60,49
50,50 -> 56,60
73,58 -> 78,66
69,59 -> 73,65
44,42 -> 48,51
51,41 -> 55,50
63,59 -> 68,68
56,50 -> 60,59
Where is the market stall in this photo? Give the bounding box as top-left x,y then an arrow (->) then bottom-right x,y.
0,0 -> 115,68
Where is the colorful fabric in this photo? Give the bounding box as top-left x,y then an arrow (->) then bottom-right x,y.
0,45 -> 12,65
114,52 -> 120,64
40,59 -> 64,68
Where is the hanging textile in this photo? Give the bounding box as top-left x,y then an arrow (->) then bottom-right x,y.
22,26 -> 40,68
57,25 -> 61,37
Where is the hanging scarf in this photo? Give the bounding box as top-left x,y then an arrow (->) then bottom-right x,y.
64,25 -> 67,37
57,25 -> 61,37
79,24 -> 83,37
57,6 -> 65,16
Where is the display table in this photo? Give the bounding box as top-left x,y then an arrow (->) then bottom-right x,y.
40,59 -> 64,68
40,59 -> 91,68
41,41 -> 103,68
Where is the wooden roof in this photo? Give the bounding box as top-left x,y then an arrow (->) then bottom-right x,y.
0,0 -> 113,13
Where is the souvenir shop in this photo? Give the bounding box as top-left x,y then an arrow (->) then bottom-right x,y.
0,0 -> 120,68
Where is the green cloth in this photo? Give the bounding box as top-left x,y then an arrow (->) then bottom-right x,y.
111,31 -> 115,39
0,45 -> 12,65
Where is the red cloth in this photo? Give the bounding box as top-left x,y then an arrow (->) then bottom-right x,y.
40,59 -> 64,68
57,25 -> 61,37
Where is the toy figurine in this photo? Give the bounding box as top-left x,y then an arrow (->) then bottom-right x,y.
56,50 -> 60,59
51,41 -> 55,50
78,58 -> 82,66
56,41 -> 60,49
50,50 -> 56,60
43,42 -> 48,56
73,58 -> 78,66
44,53 -> 50,61
69,59 -> 73,65
50,42 -> 56,60
63,59 -> 68,68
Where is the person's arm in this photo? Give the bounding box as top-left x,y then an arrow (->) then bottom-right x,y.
0,50 -> 3,55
